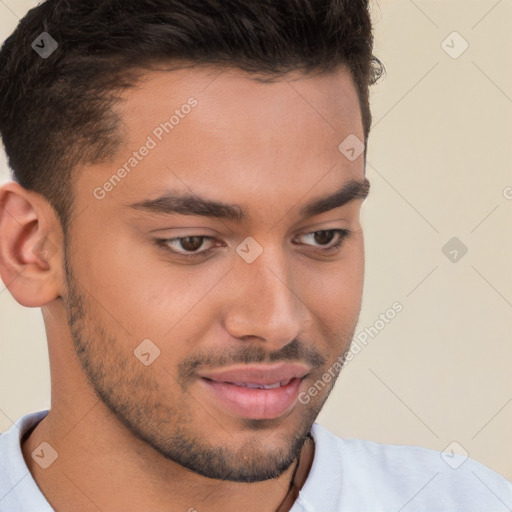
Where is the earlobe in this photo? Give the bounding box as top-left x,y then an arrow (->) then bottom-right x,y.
0,181 -> 63,307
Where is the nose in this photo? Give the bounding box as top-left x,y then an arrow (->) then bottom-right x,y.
222,244 -> 306,350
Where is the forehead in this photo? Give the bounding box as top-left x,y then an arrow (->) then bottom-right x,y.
114,63 -> 363,153
77,65 -> 365,220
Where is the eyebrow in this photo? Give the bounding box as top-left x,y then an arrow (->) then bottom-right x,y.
127,177 -> 370,222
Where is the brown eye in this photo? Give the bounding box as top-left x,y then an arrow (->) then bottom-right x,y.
179,236 -> 206,252
311,231 -> 336,245
155,235 -> 218,258
294,229 -> 351,252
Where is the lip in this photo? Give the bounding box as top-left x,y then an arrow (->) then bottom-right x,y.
198,363 -> 310,386
200,376 -> 305,420
198,363 -> 310,420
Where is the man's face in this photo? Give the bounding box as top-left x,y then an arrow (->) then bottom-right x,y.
63,65 -> 367,482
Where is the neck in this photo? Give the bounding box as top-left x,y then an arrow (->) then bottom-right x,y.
21,399 -> 314,512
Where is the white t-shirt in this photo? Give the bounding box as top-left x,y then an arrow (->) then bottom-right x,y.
1,409 -> 511,511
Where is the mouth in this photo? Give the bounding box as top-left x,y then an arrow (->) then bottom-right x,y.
216,377 -> 296,390
199,373 -> 308,420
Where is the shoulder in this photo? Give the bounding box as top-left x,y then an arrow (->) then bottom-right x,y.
305,423 -> 512,512
0,410 -> 52,511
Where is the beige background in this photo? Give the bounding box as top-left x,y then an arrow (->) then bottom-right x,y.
1,0 -> 511,482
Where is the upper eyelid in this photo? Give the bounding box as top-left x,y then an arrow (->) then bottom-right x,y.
166,228 -> 345,242
161,229 -> 348,253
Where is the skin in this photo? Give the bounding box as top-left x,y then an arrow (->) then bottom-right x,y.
0,64 -> 367,512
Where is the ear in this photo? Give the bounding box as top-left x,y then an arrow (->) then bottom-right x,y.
0,181 -> 64,307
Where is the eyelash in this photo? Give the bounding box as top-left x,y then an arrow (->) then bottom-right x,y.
154,229 -> 351,259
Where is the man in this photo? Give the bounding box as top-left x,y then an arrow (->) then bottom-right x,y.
0,0 -> 510,511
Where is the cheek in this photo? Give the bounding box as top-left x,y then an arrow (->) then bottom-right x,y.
296,242 -> 364,319
70,222 -> 223,340
70,217 -> 364,361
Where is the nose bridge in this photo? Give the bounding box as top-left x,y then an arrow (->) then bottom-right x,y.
223,244 -> 304,345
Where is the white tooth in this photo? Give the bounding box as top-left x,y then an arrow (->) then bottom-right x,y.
232,382 -> 261,389
232,382 -> 282,389
262,382 -> 281,389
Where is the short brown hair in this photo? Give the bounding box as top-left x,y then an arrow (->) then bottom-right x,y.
0,0 -> 383,231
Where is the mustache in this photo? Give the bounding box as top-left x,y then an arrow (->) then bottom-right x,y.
177,338 -> 326,386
